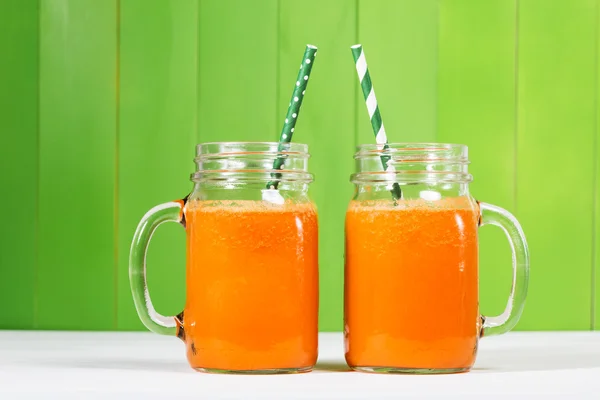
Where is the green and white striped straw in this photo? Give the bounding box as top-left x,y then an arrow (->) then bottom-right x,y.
268,44 -> 318,189
351,44 -> 402,200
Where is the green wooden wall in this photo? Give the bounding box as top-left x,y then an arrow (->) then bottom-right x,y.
1,0 -> 599,331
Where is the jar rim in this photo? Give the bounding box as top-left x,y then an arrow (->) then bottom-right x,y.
355,142 -> 468,160
356,142 -> 466,150
196,141 -> 309,157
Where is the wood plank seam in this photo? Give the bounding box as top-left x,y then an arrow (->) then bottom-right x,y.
513,0 -> 520,219
35,0 -> 41,329
114,0 -> 121,331
592,0 -> 599,330
354,0 -> 359,148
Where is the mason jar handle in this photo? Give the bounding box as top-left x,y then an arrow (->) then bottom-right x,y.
129,199 -> 186,336
478,201 -> 530,337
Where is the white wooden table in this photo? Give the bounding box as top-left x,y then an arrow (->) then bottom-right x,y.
0,331 -> 599,399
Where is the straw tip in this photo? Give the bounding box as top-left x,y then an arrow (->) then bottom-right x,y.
350,44 -> 362,49
306,44 -> 318,49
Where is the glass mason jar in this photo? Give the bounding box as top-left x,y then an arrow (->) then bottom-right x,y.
344,143 -> 529,374
130,142 -> 319,374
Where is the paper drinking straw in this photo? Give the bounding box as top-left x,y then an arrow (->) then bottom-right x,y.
267,44 -> 318,190
351,44 -> 402,200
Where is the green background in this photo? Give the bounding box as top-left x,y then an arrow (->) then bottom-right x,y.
1,0 -> 599,331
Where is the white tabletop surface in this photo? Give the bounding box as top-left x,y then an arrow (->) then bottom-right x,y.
0,331 -> 599,399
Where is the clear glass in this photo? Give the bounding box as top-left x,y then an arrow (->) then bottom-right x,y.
344,143 -> 529,374
130,142 -> 318,374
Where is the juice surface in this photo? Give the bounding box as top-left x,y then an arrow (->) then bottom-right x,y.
183,200 -> 318,371
344,197 -> 480,370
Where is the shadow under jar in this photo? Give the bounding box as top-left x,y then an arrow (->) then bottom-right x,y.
344,143 -> 529,374
130,142 -> 318,374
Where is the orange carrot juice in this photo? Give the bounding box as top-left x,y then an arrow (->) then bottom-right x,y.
182,200 -> 318,372
345,197 -> 480,372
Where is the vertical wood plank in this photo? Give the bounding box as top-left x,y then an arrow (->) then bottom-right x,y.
438,0 -> 517,319
198,0 -> 278,142
0,0 -> 38,329
517,0 -> 596,329
117,0 -> 198,330
279,0 -> 356,331
357,0 -> 438,144
38,0 -> 117,329
595,0 -> 600,330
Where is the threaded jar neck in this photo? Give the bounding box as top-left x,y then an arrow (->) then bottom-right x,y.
192,142 -> 313,184
351,143 -> 472,184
